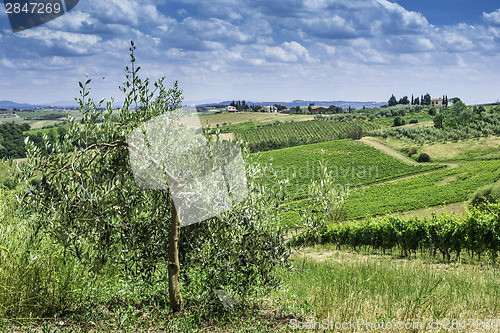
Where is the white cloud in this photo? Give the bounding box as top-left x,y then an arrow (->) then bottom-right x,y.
442,31 -> 474,51
180,17 -> 253,44
300,15 -> 357,39
88,0 -> 166,26
318,42 -> 336,55
415,38 -> 434,50
45,11 -> 97,32
265,41 -> 313,63
375,0 -> 429,34
0,58 -> 15,69
18,28 -> 102,56
483,9 -> 500,26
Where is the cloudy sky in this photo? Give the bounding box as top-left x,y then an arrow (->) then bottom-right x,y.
1,0 -> 500,105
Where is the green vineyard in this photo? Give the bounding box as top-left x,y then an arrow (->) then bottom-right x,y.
345,160 -> 500,219
253,140 -> 442,202
232,120 -> 380,151
280,159 -> 500,227
295,206 -> 500,261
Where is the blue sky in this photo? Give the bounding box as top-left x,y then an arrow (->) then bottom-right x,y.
1,0 -> 500,105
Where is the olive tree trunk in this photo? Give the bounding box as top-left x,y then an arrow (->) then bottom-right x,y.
168,198 -> 183,311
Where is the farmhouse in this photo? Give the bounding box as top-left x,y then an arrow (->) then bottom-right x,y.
225,105 -> 237,112
265,105 -> 278,113
311,106 -> 327,113
431,98 -> 443,107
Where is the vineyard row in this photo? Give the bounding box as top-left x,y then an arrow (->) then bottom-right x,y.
294,207 -> 500,261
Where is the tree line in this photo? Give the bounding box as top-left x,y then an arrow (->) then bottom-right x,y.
0,123 -> 30,158
388,94 -> 449,107
0,123 -> 68,159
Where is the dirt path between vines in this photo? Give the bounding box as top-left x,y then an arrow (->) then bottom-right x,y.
360,137 -> 418,165
359,137 -> 459,170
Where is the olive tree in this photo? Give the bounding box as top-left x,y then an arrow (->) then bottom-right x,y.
20,41 -> 185,310
19,42 -> 290,312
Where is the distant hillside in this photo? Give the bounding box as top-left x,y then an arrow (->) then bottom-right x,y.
0,100 -> 38,109
1,99 -> 386,110
198,100 -> 385,109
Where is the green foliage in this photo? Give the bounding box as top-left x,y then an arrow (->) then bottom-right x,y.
293,159 -> 348,245
0,123 -> 29,158
374,105 -> 500,143
305,205 -> 500,260
398,96 -> 410,105
417,153 -> 431,162
0,188 -> 88,319
393,116 -> 403,127
433,113 -> 444,129
20,42 -> 183,279
344,124 -> 365,140
388,94 -> 397,106
1,178 -> 15,190
22,113 -> 63,121
470,180 -> 500,209
408,147 -> 417,156
179,156 -> 291,303
374,115 -> 500,143
422,93 -> 431,106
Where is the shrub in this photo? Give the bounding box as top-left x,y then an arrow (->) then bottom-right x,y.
393,117 -> 403,127
470,181 -> 500,209
344,125 -> 365,140
408,147 -> 417,156
417,153 -> 431,162
409,119 -> 418,124
1,177 -> 16,190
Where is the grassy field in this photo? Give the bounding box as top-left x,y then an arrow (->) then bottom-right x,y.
0,114 -> 17,125
3,232 -> 499,332
420,136 -> 500,161
283,246 -> 500,332
0,110 -> 69,128
0,109 -> 84,130
266,133 -> 500,226
366,135 -> 500,161
0,161 -> 13,184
